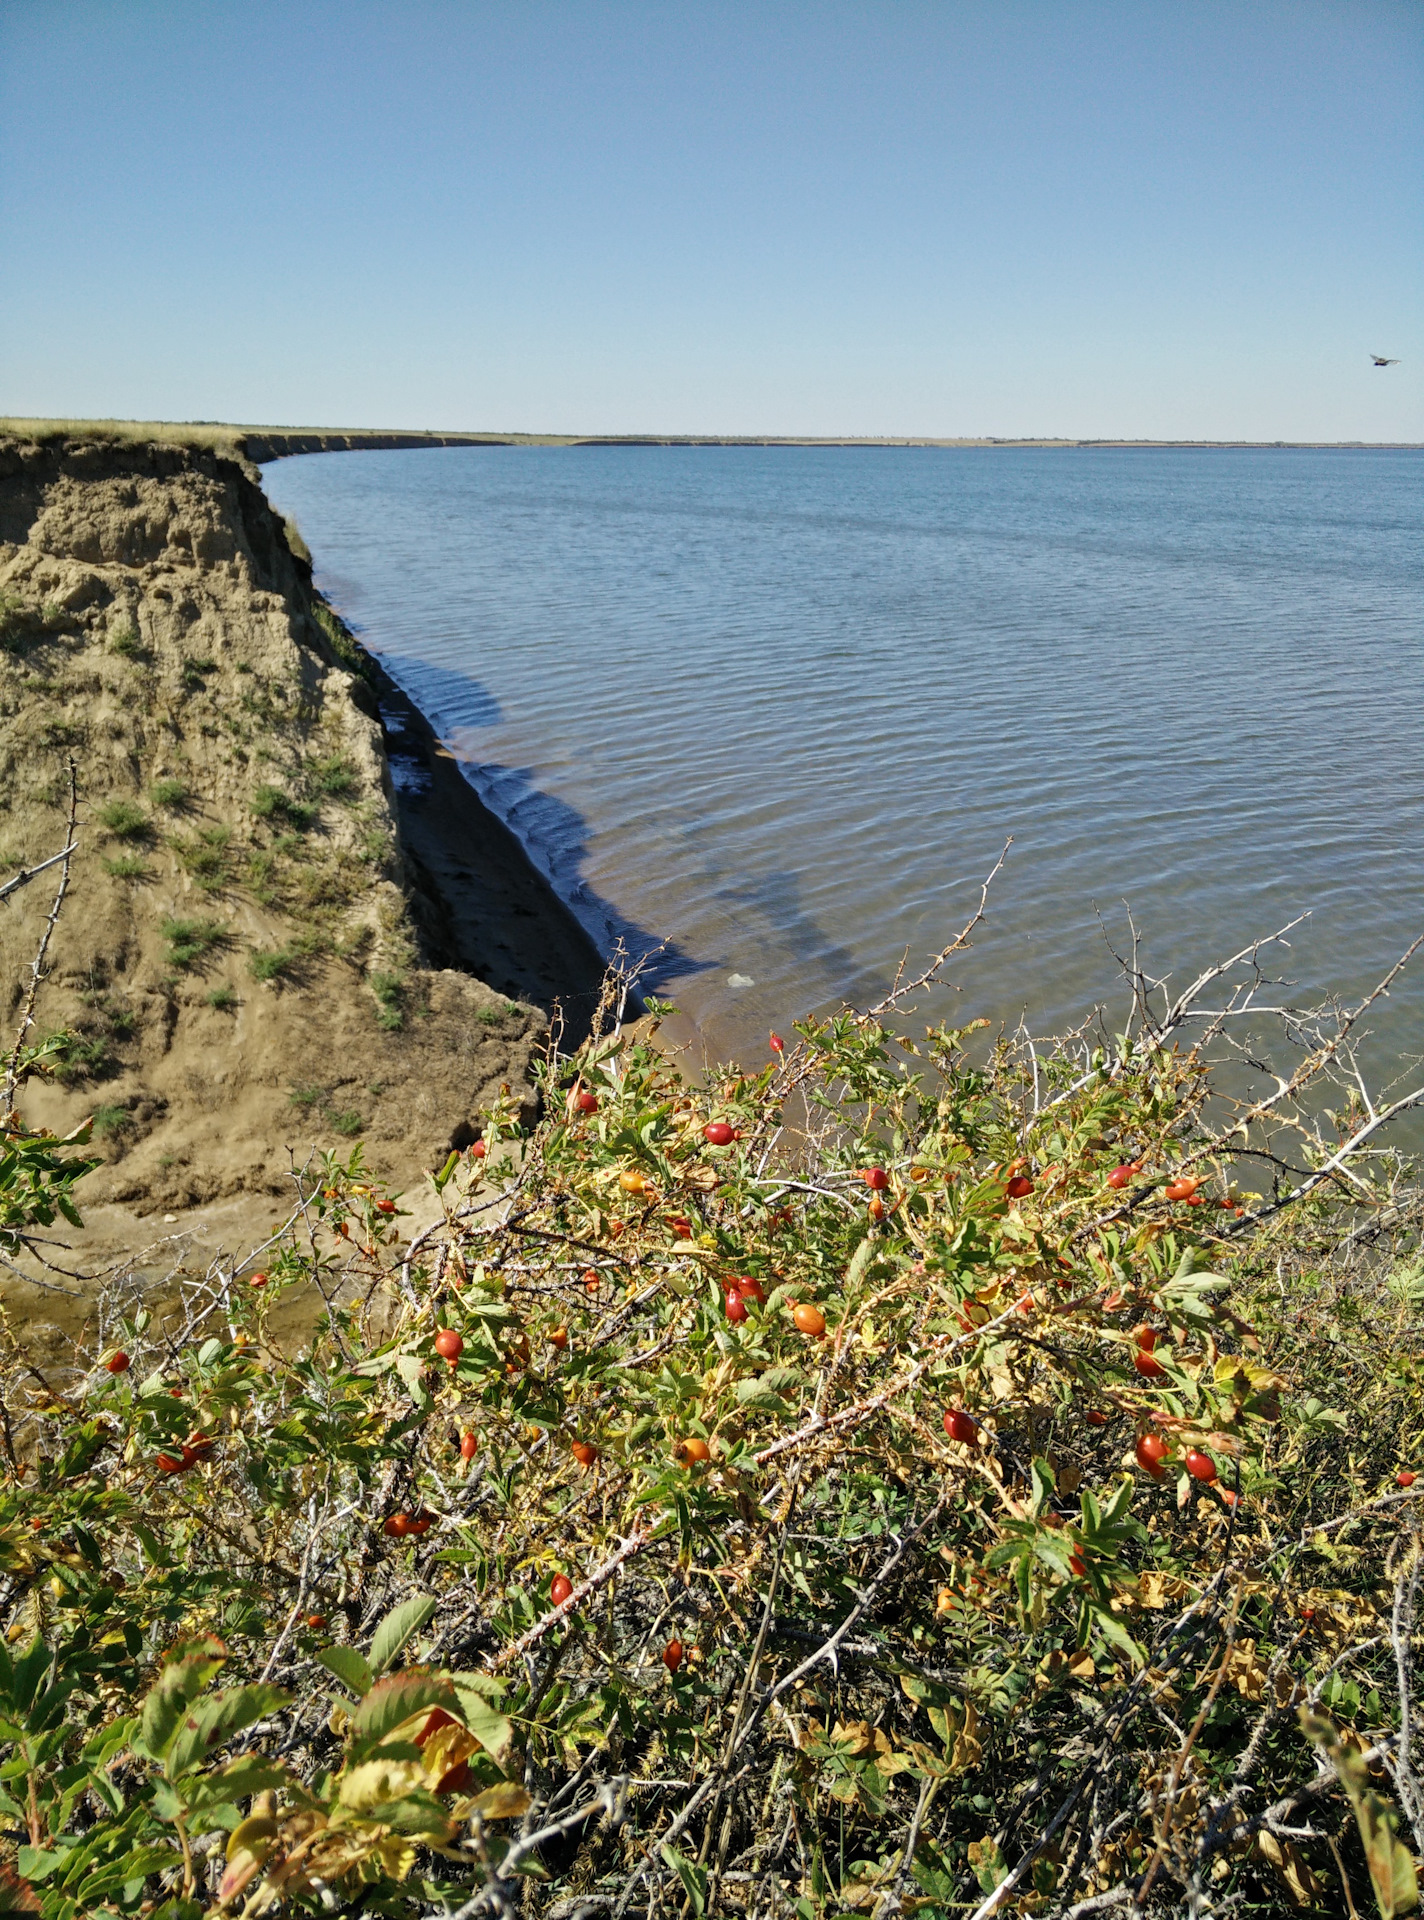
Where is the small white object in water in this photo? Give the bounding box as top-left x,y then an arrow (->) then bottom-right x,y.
727,973 -> 755,989
163,1213 -> 178,1223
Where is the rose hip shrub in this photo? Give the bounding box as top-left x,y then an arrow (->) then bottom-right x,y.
1,998 -> 1421,1918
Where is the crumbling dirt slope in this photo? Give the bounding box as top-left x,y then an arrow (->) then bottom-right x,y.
0,435 -> 556,1245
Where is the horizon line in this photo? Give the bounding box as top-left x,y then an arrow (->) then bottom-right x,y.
2,416 -> 1420,454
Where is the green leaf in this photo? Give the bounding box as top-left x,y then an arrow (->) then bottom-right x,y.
733,1383 -> 793,1413
16,1847 -> 66,1882
844,1236 -> 875,1294
137,1637 -> 227,1762
1087,1605 -> 1143,1668
319,1645 -> 374,1697
9,1639 -> 52,1717
927,1703 -> 960,1749
1100,1476 -> 1137,1528
165,1683 -> 288,1779
352,1670 -> 458,1747
662,1844 -> 708,1917
395,1351 -> 427,1400
453,1682 -> 514,1766
1029,1458 -> 1056,1516
370,1595 -> 437,1677
215,1755 -> 293,1798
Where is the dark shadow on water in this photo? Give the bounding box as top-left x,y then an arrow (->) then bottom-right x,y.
707,864 -> 889,1010
376,655 -> 506,733
358,649 -> 719,1000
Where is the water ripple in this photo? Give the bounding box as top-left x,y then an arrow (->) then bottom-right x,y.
264,445 -> 1424,1077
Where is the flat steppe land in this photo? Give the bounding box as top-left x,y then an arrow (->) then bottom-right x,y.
4,419 -> 1417,455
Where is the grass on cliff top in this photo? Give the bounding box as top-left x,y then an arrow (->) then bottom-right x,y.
0,418 -> 249,454
0,417 -> 581,454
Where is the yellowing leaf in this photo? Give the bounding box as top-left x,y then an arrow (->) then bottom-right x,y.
1218,1640 -> 1268,1702
952,1700 -> 983,1772
1301,1711 -> 1420,1917
1256,1831 -> 1322,1907
337,1757 -> 425,1814
218,1842 -> 273,1907
421,1721 -> 479,1794
472,1782 -> 533,1819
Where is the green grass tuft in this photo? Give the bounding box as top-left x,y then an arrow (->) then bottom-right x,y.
97,799 -> 149,840
149,777 -> 189,809
250,946 -> 300,984
252,785 -> 318,832
309,754 -> 356,800
171,826 -> 234,891
161,917 -> 228,969
370,971 -> 405,1031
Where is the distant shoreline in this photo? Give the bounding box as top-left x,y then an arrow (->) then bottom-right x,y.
1,416 -> 1419,461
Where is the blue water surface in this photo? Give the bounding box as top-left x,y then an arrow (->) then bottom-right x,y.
263,445 -> 1423,1085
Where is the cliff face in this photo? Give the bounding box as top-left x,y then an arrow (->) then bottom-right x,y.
0,435 -> 589,1234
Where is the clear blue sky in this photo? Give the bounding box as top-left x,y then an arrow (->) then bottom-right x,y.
1,1 -> 1419,440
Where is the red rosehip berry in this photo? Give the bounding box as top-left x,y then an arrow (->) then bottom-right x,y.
1136,1433 -> 1168,1478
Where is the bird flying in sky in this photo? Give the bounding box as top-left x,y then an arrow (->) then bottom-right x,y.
1370,353 -> 1401,366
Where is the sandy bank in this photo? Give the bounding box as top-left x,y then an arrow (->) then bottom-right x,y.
0,432 -> 607,1337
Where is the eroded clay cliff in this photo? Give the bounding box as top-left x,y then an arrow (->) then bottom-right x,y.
0,435 -> 582,1232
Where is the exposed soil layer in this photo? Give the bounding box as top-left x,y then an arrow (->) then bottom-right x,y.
0,433 -> 606,1329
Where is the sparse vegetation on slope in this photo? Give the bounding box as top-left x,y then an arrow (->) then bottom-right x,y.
0,433 -> 556,1225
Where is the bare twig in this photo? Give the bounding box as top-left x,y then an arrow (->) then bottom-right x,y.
2,759 -> 79,1114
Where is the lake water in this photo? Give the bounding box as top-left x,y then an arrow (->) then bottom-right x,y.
263,446 -> 1422,1093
